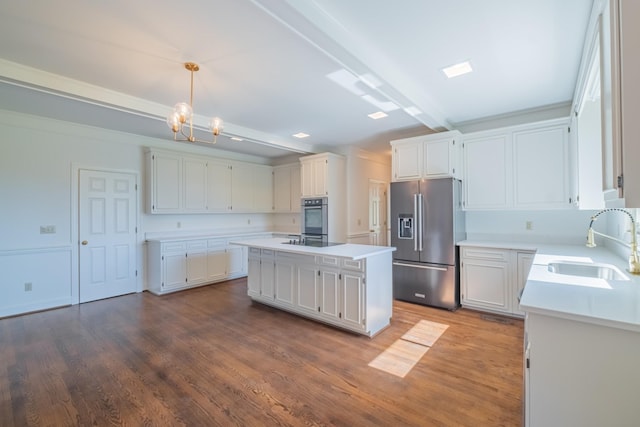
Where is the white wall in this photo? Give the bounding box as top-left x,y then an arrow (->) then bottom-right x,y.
0,110 -> 274,317
465,209 -> 599,245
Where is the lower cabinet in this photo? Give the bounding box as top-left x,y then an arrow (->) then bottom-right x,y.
148,236 -> 252,295
248,250 -> 376,336
460,246 -> 534,317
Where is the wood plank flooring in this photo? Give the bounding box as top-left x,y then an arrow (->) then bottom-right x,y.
0,279 -> 524,426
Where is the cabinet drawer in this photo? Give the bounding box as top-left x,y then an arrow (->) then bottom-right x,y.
249,247 -> 261,256
276,252 -> 315,264
342,258 -> 364,272
261,249 -> 275,258
461,247 -> 509,262
319,256 -> 339,267
162,242 -> 186,252
207,239 -> 226,249
187,240 -> 207,251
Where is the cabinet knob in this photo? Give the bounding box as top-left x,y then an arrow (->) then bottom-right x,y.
81,240 -> 88,245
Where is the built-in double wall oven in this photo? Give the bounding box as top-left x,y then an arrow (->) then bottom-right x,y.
301,197 -> 328,243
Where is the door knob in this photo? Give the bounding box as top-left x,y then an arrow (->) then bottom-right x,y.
81,240 -> 88,245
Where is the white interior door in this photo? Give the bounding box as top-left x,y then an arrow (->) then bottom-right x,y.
79,169 -> 137,303
369,180 -> 388,246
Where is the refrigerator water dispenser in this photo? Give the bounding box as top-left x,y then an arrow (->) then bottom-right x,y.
398,214 -> 413,239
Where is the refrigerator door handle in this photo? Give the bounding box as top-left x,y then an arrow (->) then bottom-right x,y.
393,261 -> 448,272
417,193 -> 424,251
413,193 -> 418,251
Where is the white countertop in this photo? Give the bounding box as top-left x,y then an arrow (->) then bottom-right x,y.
230,238 -> 396,260
145,230 -> 297,243
460,240 -> 640,333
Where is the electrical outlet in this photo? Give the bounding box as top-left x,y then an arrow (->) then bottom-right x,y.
40,225 -> 56,234
24,282 -> 32,292
526,221 -> 533,230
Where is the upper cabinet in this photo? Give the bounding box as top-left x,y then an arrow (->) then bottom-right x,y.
572,0 -> 640,208
390,130 -> 462,182
273,163 -> 301,213
300,152 -> 345,198
463,118 -> 570,211
146,149 -> 274,214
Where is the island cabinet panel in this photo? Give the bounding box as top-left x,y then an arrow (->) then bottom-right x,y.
242,241 -> 393,337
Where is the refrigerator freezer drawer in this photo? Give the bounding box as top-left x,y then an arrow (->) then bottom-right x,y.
393,261 -> 459,310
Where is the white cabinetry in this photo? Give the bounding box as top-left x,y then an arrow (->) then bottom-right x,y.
391,130 -> 461,182
300,153 -> 345,198
147,235 -> 253,295
462,119 -> 570,210
146,149 -> 274,214
460,246 -> 534,317
207,160 -> 232,212
246,246 -> 390,337
524,312 -> 639,426
273,163 -> 301,213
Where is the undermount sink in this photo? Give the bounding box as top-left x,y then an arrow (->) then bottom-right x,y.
547,261 -> 628,281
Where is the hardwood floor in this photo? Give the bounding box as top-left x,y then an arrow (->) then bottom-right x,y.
0,279 -> 524,426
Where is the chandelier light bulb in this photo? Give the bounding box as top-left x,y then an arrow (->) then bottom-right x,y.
166,111 -> 181,133
210,117 -> 224,136
173,102 -> 192,124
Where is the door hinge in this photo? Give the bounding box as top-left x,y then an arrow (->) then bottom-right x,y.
568,126 -> 571,133
452,139 -> 455,146
162,255 -> 164,261
526,358 -> 530,369
135,184 -> 138,191
135,226 -> 138,233
318,270 -> 320,276
135,270 -> 138,277
339,273 -> 342,280
617,174 -> 624,189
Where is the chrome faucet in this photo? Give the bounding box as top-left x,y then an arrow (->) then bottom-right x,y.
586,208 -> 640,275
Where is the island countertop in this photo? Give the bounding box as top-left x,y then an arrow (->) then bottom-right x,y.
230,238 -> 396,260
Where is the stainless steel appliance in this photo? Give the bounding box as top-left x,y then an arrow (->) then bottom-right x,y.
390,178 -> 466,309
301,197 -> 329,244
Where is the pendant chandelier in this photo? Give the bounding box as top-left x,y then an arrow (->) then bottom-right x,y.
166,62 -> 224,143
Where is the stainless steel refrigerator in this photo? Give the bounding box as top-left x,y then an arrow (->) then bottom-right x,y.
390,178 -> 466,310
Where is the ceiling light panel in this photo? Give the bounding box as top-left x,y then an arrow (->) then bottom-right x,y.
293,132 -> 310,138
442,61 -> 473,79
368,111 -> 388,120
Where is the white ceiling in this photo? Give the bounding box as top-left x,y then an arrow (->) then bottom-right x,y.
0,0 -> 593,159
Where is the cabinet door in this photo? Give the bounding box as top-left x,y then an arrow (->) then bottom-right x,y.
463,134 -> 510,209
186,249 -> 208,285
253,166 -> 274,212
424,137 -> 457,178
290,165 -> 301,213
393,141 -> 423,181
461,254 -> 511,313
297,264 -> 319,313
231,163 -> 253,212
515,252 -> 535,316
152,152 -> 182,213
260,258 -> 275,301
227,245 -> 246,277
513,125 -> 569,209
275,261 -> 295,306
207,249 -> 227,282
273,166 -> 292,212
183,157 -> 208,212
320,269 -> 340,319
342,271 -> 364,329
247,256 -> 261,297
207,161 -> 232,212
163,252 -> 187,290
313,158 -> 328,196
300,161 -> 314,197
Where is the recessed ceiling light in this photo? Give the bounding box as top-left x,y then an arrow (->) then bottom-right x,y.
293,132 -> 310,139
442,61 -> 473,79
230,137 -> 243,141
368,111 -> 388,120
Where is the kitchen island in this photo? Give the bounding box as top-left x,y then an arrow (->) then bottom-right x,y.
231,238 -> 396,337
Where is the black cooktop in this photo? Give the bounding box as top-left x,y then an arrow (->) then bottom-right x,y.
282,239 -> 343,247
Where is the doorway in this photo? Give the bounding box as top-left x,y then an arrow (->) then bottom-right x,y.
78,169 -> 138,303
368,180 -> 388,246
